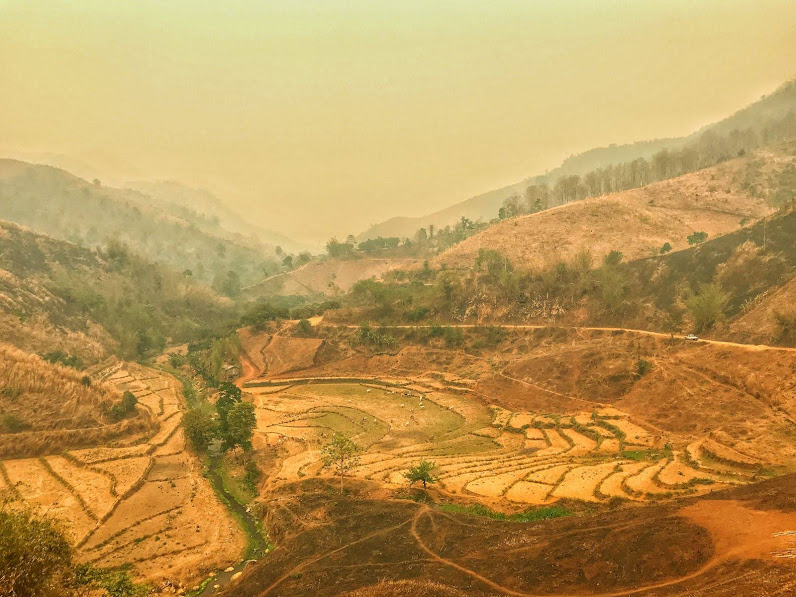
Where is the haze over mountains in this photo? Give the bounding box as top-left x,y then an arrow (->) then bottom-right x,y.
358,80 -> 796,242
4,3 -> 796,596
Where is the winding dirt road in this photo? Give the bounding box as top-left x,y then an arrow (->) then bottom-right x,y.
338,323 -> 796,353
409,501 -> 796,597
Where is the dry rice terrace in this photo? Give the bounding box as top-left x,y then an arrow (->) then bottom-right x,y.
0,361 -> 244,589
0,343 -> 155,458
238,325 -> 796,512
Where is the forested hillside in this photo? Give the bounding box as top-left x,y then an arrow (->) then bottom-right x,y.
340,200 -> 796,345
0,220 -> 237,361
126,179 -> 307,253
0,160 -> 279,291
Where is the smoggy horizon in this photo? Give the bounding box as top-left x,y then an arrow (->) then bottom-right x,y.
2,0 -> 795,243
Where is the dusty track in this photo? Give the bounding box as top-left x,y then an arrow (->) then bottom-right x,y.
339,324 -> 796,353
409,501 -> 796,597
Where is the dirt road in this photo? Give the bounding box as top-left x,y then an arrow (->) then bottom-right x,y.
339,323 -> 796,353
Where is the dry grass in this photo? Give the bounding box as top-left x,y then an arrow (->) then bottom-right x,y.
436,151 -> 787,269
0,344 -> 154,457
341,580 -> 470,597
731,274 -> 796,342
254,257 -> 421,297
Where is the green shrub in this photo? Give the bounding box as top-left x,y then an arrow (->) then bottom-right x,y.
0,508 -> 73,596
636,359 -> 653,377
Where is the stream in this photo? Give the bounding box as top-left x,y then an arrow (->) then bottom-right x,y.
192,458 -> 268,596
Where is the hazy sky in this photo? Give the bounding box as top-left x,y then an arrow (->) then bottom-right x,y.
1,1 -> 795,242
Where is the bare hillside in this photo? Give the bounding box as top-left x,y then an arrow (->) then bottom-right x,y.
252,257 -> 421,297
730,274 -> 796,342
435,151 -> 791,269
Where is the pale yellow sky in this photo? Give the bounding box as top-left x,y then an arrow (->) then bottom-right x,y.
1,1 -> 795,242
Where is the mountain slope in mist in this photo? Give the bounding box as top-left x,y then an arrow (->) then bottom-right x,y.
0,160 -> 281,287
359,80 -> 796,242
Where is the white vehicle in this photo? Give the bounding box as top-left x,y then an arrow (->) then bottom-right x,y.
685,334 -> 699,341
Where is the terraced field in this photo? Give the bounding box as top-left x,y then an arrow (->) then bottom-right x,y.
244,379 -> 763,507
0,362 -> 244,587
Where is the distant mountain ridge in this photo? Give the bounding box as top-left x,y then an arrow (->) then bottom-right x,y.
0,159 -> 279,286
125,180 -> 309,253
358,80 -> 796,242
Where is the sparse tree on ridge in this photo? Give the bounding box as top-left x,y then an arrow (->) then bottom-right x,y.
404,460 -> 438,489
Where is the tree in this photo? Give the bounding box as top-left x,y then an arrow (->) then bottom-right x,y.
110,390 -> 138,420
183,408 -> 217,452
686,283 -> 729,332
602,250 -> 624,267
0,507 -> 73,597
774,310 -> 796,345
217,270 -> 241,297
687,231 -> 708,245
225,401 -> 256,456
296,318 -> 312,336
320,433 -> 360,494
216,382 -> 242,437
326,237 -> 355,258
660,242 -> 672,254
404,460 -> 438,489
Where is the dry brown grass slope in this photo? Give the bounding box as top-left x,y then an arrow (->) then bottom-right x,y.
435,150 -> 790,270
252,257 -> 421,297
730,274 -> 796,342
0,344 -> 155,458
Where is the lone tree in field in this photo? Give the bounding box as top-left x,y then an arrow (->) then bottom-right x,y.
404,460 -> 438,489
296,318 -> 312,337
321,433 -> 360,494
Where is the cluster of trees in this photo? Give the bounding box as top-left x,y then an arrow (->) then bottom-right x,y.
411,217 -> 486,255
239,298 -> 340,331
351,246 -> 638,324
326,217 -> 488,261
182,334 -> 242,387
498,117 -> 796,222
274,245 -> 312,271
325,234 -> 406,258
47,239 -> 238,359
347,236 -> 763,335
42,351 -> 84,370
183,382 -> 256,458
